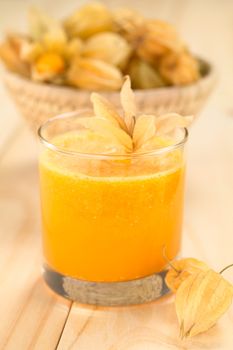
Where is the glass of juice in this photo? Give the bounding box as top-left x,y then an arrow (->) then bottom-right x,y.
38,111 -> 188,306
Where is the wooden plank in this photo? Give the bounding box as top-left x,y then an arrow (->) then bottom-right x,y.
0,128 -> 71,350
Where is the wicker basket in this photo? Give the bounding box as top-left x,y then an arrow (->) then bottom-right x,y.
3,58 -> 216,132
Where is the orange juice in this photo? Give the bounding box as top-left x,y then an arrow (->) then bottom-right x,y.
39,132 -> 185,282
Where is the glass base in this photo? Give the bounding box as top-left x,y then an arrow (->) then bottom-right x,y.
43,264 -> 170,306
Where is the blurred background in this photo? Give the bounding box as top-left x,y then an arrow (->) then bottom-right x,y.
0,0 -> 232,146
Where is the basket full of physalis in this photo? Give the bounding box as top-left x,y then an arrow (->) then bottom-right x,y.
0,3 -> 215,131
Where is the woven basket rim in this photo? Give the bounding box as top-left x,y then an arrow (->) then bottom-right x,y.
3,57 -> 217,96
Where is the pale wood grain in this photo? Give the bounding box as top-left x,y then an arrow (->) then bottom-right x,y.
0,0 -> 233,349
0,128 -> 71,350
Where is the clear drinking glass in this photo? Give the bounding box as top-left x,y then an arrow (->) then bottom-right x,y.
38,111 -> 188,306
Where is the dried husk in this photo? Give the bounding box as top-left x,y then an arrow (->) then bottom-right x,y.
67,57 -> 123,91
112,8 -> 144,38
133,115 -> 157,149
64,3 -> 113,39
32,52 -> 65,82
28,7 -> 67,53
28,7 -> 53,41
176,269 -> 233,338
0,35 -> 30,77
159,51 -> 200,85
64,38 -> 83,60
0,4 -> 203,92
135,135 -> 173,153
20,41 -> 44,63
90,79 -> 192,151
42,27 -> 67,54
120,76 -> 137,134
135,20 -> 183,63
75,116 -> 133,152
165,258 -> 210,292
83,32 -> 132,69
91,93 -> 127,131
128,58 -> 166,89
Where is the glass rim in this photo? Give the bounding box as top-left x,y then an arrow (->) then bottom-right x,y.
38,110 -> 188,160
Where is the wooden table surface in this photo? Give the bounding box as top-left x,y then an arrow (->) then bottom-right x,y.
1,0 -> 233,349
